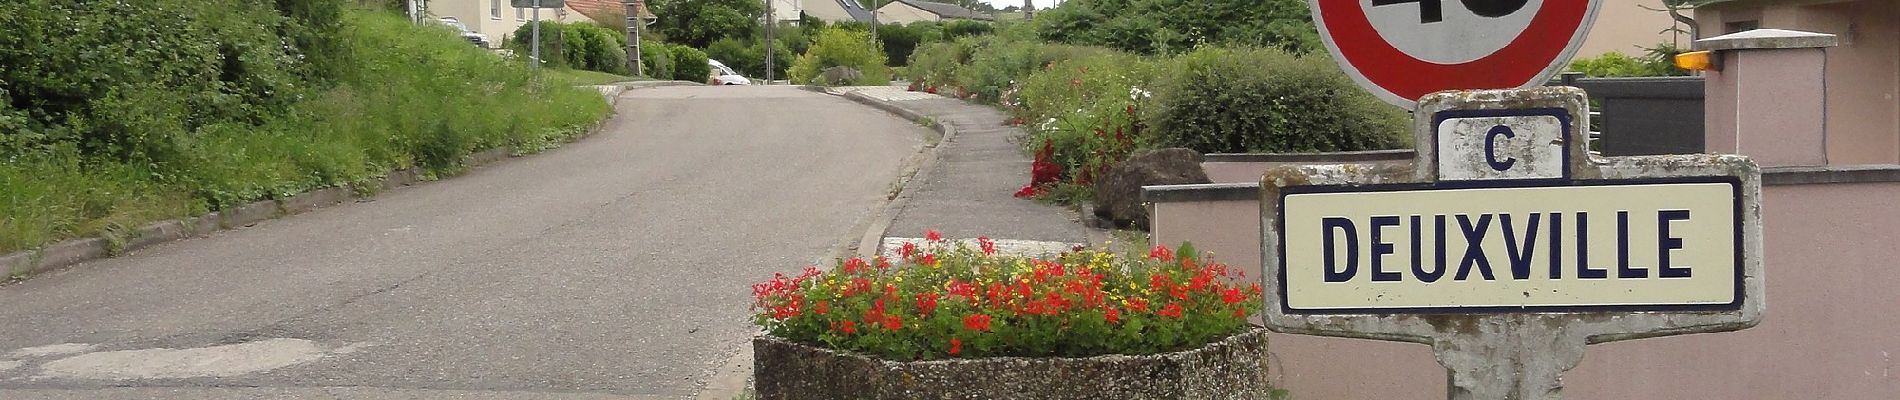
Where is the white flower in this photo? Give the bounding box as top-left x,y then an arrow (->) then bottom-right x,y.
1128,87 -> 1152,100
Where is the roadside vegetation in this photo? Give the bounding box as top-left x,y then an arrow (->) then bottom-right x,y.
1568,43 -> 1692,77
903,18 -> 1407,203
0,1 -> 611,254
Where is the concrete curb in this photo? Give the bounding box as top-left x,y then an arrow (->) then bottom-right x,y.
1,102 -> 627,279
839,90 -> 958,259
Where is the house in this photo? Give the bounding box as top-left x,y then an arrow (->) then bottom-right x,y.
564,0 -> 657,23
428,0 -> 589,47
1577,0 -> 1690,56
875,0 -> 993,24
1692,0 -> 1899,164
802,0 -> 877,24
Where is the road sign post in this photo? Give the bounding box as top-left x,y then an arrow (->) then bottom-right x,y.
1259,87 -> 1764,400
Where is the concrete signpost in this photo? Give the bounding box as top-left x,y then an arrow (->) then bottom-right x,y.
1261,1 -> 1768,399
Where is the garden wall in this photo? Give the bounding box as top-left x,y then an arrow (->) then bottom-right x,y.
1143,166 -> 1900,399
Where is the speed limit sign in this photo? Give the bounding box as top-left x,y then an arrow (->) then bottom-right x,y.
1311,0 -> 1603,107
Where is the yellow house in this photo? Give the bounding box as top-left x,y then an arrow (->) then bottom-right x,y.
427,0 -> 590,48
874,0 -> 993,24
1579,0 -> 1692,56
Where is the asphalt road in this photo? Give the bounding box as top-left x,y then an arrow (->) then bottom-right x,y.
0,86 -> 925,399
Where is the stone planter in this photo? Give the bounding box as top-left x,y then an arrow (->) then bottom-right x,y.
753,327 -> 1271,400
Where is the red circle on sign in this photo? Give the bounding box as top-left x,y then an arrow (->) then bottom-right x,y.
1314,0 -> 1596,106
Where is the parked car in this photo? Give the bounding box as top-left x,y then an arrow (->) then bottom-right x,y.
708,60 -> 751,85
433,17 -> 491,48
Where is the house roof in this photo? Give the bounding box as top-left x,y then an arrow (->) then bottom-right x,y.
887,0 -> 993,20
566,0 -> 654,20
835,0 -> 877,23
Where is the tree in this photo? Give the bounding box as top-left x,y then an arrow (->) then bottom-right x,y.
648,0 -> 763,48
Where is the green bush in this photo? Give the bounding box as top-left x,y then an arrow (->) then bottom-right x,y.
1016,53 -> 1159,185
508,21 -> 629,74
0,7 -> 610,254
906,38 -> 978,88
668,45 -> 711,82
1147,47 -> 1406,153
788,27 -> 890,86
705,38 -> 792,79
640,40 -> 675,79
1033,0 -> 1316,55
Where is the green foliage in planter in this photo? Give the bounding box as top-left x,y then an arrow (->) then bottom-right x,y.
1568,43 -> 1690,77
1147,47 -> 1407,153
788,28 -> 890,86
668,45 -> 711,82
752,234 -> 1264,360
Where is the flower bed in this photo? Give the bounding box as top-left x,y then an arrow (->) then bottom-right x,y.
750,232 -> 1272,398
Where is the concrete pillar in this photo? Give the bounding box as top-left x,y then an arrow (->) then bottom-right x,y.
1700,29 -> 1840,167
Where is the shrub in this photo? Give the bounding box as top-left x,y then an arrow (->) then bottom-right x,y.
1147,47 -> 1407,153
640,40 -> 675,79
1033,0 -> 1317,55
906,38 -> 978,89
508,21 -> 629,74
1015,53 -> 1159,190
751,234 -> 1262,360
1568,44 -> 1689,77
705,37 -> 793,79
788,28 -> 890,86
668,45 -> 711,82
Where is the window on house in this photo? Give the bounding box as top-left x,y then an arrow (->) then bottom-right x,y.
517,7 -> 526,20
491,0 -> 502,19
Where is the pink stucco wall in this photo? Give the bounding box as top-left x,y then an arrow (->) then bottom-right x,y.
1148,180 -> 1900,399
1698,0 -> 1900,164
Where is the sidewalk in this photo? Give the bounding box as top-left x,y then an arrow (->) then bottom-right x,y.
835,86 -> 1108,255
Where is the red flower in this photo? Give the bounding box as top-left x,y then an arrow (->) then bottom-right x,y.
1127,298 -> 1150,313
1233,307 -> 1247,318
1222,287 -> 1245,304
1149,245 -> 1174,262
1150,274 -> 1172,291
1104,308 -> 1121,323
949,338 -> 962,355
876,256 -> 892,270
842,258 -> 867,273
920,253 -> 938,267
947,280 -> 976,300
815,300 -> 830,315
899,242 -> 918,260
963,314 -> 993,332
916,292 -> 940,315
926,86 -> 938,94
882,314 -> 903,331
978,236 -> 996,256
1013,184 -> 1041,199
1158,302 -> 1185,319
1125,104 -> 1136,115
838,320 -> 857,334
925,229 -> 943,242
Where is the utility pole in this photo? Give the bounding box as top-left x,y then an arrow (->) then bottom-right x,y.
625,0 -> 643,77
407,0 -> 420,23
1024,0 -> 1033,19
764,0 -> 775,84
531,0 -> 542,77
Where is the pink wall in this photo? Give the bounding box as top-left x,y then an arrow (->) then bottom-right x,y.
1148,180 -> 1900,399
1698,0 -> 1900,164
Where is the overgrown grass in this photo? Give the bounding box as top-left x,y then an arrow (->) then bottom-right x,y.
0,9 -> 611,254
547,68 -> 642,86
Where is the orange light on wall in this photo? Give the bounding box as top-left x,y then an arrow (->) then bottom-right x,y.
1675,51 -> 1719,71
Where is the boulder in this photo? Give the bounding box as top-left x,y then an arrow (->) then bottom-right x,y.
818,66 -> 863,86
1091,148 -> 1211,230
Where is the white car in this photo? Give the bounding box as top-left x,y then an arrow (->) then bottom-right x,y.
708,60 -> 751,85
433,17 -> 491,48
